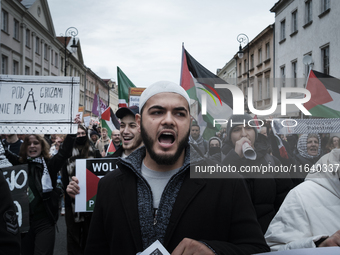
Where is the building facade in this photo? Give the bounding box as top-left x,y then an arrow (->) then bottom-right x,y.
1,0 -> 118,119
270,0 -> 340,116
235,25 -> 275,115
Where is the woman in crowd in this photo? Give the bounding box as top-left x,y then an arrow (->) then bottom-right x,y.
4,134 -> 74,255
292,133 -> 322,186
61,124 -> 101,255
325,135 -> 339,153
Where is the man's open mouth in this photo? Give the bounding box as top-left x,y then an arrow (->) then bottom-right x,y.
158,132 -> 175,144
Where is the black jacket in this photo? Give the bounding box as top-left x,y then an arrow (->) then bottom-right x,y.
85,145 -> 269,255
222,134 -> 293,233
5,135 -> 75,225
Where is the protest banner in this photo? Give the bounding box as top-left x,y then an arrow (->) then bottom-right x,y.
75,158 -> 119,212
0,75 -> 79,134
129,87 -> 145,107
1,164 -> 29,232
272,118 -> 340,134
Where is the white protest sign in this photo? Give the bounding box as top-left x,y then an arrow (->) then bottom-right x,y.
83,116 -> 91,127
272,118 -> 340,134
0,75 -> 79,134
139,240 -> 170,255
129,95 -> 140,107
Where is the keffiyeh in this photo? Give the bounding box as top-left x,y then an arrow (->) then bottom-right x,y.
28,157 -> 53,193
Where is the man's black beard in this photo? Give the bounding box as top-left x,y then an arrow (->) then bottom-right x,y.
141,119 -> 189,165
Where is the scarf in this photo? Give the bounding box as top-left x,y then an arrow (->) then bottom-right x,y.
28,156 -> 53,193
297,134 -> 321,160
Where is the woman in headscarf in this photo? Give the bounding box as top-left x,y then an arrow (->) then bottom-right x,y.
292,133 -> 322,186
4,134 -> 75,255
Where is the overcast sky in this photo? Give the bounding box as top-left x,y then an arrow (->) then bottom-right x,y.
47,0 -> 277,87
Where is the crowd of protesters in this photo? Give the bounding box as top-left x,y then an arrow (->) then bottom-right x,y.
1,81 -> 340,254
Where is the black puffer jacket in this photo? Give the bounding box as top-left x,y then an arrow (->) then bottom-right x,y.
222,134 -> 293,234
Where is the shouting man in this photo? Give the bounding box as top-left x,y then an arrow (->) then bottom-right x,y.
84,81 -> 269,254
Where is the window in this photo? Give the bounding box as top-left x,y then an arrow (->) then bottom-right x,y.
258,48 -> 262,63
61,57 -> 64,71
265,77 -> 270,98
244,59 -> 247,73
239,63 -> 241,76
321,0 -> 330,13
281,66 -> 286,87
322,46 -> 329,75
1,55 -> 8,74
26,29 -> 30,47
35,37 -> 40,54
250,54 -> 254,69
25,66 -> 30,75
292,10 -> 298,33
13,61 -> 19,75
280,19 -> 286,41
258,80 -> 262,100
14,19 -> 19,40
265,43 -> 270,60
55,53 -> 58,67
44,44 -> 48,60
1,10 -> 8,33
292,61 -> 297,87
51,50 -> 53,65
35,71 -> 39,76
305,0 -> 313,24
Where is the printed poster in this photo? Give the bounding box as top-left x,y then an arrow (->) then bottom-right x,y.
75,158 -> 119,212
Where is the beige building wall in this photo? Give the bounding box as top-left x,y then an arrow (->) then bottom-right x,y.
236,24 -> 275,113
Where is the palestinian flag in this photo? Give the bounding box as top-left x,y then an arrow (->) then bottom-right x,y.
304,70 -> 340,118
100,107 -> 120,138
105,140 -> 116,156
272,126 -> 288,159
75,158 -> 118,212
117,67 -> 136,108
180,46 -> 233,139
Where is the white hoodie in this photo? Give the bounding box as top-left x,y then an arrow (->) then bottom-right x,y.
265,148 -> 340,251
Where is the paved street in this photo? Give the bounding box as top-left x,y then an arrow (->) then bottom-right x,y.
54,213 -> 67,255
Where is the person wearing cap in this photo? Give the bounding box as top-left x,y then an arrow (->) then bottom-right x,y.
221,113 -> 293,234
84,81 -> 269,254
110,105 -> 143,158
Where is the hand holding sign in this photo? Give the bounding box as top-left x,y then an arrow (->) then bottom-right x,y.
66,176 -> 80,199
319,230 -> 340,247
171,238 -> 214,255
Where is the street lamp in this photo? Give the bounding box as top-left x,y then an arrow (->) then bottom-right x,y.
64,27 -> 78,76
237,33 -> 250,113
237,33 -> 249,87
108,83 -> 115,106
